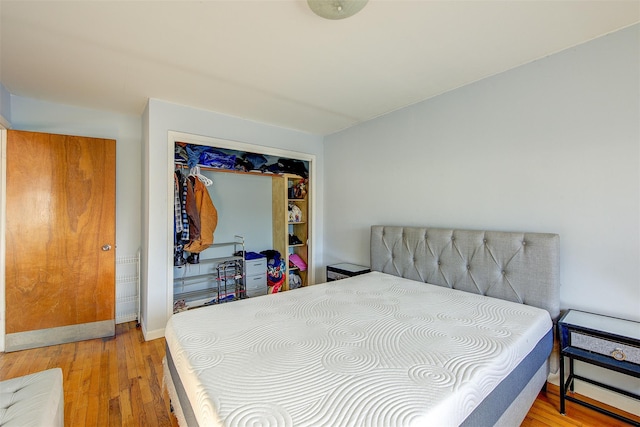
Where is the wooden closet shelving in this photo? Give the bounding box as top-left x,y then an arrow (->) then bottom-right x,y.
272,174 -> 310,291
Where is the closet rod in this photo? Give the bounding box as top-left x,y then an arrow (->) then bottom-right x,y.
174,162 -> 303,179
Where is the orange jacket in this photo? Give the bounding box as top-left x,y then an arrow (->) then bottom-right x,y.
184,177 -> 218,253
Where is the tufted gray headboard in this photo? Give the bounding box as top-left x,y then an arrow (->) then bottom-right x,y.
370,226 -> 560,320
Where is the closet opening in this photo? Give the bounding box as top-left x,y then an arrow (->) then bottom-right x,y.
167,131 -> 316,315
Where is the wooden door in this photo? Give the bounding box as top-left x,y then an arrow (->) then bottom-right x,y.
5,130 -> 116,351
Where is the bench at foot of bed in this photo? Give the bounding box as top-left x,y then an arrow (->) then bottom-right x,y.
0,368 -> 64,427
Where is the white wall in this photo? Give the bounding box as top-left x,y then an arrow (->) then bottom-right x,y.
142,99 -> 324,340
200,170 -> 273,256
323,24 -> 640,412
0,83 -> 10,127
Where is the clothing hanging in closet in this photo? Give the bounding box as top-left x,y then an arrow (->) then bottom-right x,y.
184,175 -> 218,253
174,170 -> 218,259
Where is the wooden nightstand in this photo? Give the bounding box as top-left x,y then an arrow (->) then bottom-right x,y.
558,309 -> 640,426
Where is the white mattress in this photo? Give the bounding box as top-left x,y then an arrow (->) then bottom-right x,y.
164,271 -> 551,427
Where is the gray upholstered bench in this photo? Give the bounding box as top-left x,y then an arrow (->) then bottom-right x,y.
0,368 -> 64,427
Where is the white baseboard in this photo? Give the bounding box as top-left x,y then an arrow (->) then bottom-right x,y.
141,321 -> 165,342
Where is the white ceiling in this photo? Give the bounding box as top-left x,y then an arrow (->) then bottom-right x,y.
1,1 -> 638,135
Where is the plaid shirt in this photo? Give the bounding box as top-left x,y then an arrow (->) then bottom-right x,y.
174,174 -> 183,234
180,176 -> 190,241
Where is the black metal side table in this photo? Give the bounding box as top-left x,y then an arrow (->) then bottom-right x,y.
558,310 -> 640,426
326,263 -> 370,282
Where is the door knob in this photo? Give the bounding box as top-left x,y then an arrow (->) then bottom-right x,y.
102,244 -> 112,251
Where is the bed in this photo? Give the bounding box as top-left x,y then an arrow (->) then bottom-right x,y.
164,225 -> 560,426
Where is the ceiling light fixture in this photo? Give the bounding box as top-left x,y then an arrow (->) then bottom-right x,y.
307,0 -> 369,20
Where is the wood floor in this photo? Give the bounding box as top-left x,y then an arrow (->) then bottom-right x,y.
1,321 -> 638,427
0,322 -> 176,426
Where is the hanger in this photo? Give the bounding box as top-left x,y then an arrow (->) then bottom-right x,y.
189,166 -> 213,187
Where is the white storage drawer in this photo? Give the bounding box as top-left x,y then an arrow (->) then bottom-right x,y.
246,258 -> 267,276
245,274 -> 267,297
244,258 -> 267,298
